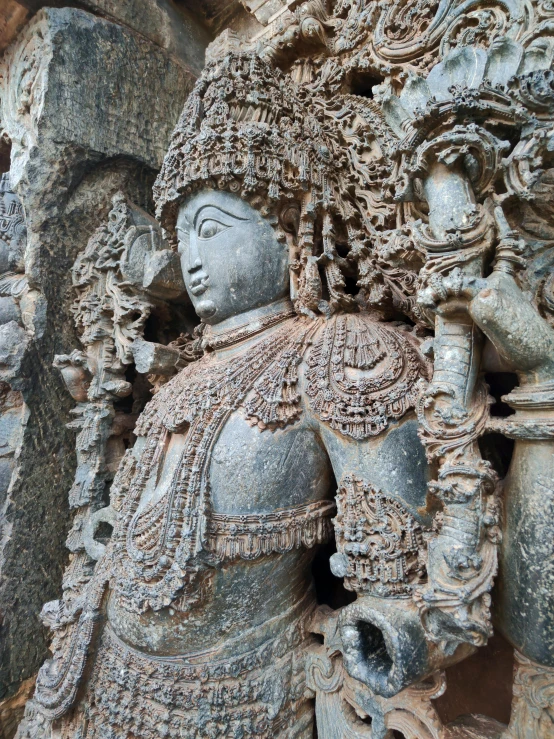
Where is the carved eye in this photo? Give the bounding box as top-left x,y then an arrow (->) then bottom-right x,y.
198,219 -> 228,239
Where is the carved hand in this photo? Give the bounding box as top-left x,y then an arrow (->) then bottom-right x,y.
469,271 -> 554,385
419,203 -> 554,384
418,265 -> 554,383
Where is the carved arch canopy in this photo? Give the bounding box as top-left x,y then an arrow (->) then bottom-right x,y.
156,0 -> 554,334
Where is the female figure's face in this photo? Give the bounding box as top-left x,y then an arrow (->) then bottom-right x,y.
176,190 -> 289,325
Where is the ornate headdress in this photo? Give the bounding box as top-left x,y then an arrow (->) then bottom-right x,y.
154,47 -> 405,318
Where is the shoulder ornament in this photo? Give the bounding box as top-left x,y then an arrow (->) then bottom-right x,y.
331,476 -> 427,597
305,313 -> 430,439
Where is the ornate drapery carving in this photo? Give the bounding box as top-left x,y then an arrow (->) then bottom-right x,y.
16,194 -> 190,729
52,193 -> 180,603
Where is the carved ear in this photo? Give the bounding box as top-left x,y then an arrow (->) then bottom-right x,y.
279,202 -> 301,237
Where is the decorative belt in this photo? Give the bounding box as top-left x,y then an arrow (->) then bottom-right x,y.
81,620 -> 315,739
206,499 -> 336,562
103,590 -> 316,681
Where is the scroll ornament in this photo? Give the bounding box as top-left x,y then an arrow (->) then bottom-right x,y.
30,194 -> 189,722
231,0 -> 554,730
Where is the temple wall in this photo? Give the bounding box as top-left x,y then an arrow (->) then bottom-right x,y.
1,2 -> 553,738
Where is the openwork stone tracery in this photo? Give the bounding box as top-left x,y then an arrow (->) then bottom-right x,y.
4,0 -> 554,737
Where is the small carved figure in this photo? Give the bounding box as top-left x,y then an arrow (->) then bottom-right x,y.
0,172 -> 29,377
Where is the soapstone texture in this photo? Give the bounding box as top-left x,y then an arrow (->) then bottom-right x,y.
0,5 -> 204,731
0,0 -> 554,737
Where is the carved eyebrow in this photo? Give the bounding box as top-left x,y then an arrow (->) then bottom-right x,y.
192,204 -> 249,228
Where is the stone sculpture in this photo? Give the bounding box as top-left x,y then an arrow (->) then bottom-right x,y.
0,171 -> 29,574
49,192 -> 189,648
0,6 -> 198,716
15,0 -> 554,737
0,172 -> 29,376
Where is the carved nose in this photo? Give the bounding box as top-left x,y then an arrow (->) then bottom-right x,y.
188,257 -> 202,272
187,233 -> 202,273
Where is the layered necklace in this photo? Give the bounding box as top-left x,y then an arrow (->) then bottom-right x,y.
202,300 -> 296,350
113,308 -> 313,614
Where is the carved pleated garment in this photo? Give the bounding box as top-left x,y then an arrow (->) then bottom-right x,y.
56,599 -> 317,739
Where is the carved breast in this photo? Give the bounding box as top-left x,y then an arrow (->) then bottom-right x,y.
109,313 -> 429,618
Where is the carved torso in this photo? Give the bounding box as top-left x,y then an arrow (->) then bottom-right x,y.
13,2 -> 554,735
106,311 -> 431,656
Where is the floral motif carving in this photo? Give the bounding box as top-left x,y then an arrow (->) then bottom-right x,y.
0,172 -> 25,258
25,194 -> 188,726
112,316 -> 316,614
207,500 -> 336,561
16,0 -> 554,734
505,651 -> 554,739
0,172 -> 30,377
305,313 -> 430,439
306,606 -> 446,739
61,601 -> 316,739
51,194 -> 164,609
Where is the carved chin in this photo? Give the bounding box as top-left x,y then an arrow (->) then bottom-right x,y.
195,299 -> 217,319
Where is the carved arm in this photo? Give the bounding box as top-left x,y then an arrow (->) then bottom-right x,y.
466,240 -> 554,671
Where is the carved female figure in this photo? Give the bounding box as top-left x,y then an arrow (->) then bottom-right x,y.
19,25 -> 554,739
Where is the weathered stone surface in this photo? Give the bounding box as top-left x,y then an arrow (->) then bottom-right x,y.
15,1 -> 553,732
0,0 -> 213,72
184,0 -> 261,37
72,0 -> 211,74
0,383 -> 25,507
0,676 -> 34,739
0,321 -> 27,372
1,7 -> 197,187
0,1 -> 29,54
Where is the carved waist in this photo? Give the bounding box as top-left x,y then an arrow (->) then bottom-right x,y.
206,499 -> 336,562
107,589 -> 317,674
